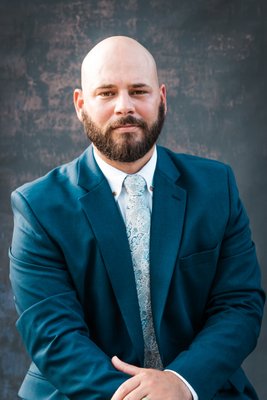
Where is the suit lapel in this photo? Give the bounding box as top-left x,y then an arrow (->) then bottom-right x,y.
150,147 -> 187,334
77,146 -> 144,364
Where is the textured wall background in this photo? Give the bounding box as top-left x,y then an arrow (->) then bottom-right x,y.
1,0 -> 266,398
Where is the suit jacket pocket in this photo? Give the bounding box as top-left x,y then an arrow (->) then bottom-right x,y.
179,244 -> 220,270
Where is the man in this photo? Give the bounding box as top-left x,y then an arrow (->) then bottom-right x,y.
9,36 -> 265,400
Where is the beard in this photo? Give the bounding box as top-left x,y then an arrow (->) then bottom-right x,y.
82,101 -> 165,162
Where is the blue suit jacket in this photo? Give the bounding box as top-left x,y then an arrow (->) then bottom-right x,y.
9,145 -> 265,399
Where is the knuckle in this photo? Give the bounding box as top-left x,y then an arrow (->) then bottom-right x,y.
146,377 -> 154,388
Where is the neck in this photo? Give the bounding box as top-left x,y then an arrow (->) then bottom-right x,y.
94,146 -> 155,174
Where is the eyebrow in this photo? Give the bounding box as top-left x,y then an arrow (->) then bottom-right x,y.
131,83 -> 151,88
95,84 -> 116,90
95,83 -> 151,90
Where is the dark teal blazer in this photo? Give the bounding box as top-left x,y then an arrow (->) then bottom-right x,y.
9,145 -> 265,399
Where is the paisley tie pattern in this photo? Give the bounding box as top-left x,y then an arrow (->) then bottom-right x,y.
124,174 -> 163,370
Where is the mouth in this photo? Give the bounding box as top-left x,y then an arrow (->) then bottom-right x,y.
112,124 -> 139,131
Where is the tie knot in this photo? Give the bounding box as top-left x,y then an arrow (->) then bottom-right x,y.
124,174 -> 147,196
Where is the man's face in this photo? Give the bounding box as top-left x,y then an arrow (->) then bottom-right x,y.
75,38 -> 167,163
82,100 -> 165,162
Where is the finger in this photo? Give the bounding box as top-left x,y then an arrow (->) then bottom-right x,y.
111,375 -> 141,400
112,356 -> 141,376
112,385 -> 147,400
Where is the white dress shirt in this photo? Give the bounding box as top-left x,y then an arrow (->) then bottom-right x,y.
93,146 -> 155,220
93,146 -> 198,400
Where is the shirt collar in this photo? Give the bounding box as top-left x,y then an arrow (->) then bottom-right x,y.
93,146 -> 157,200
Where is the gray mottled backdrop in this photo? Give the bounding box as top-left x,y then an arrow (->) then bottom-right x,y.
1,0 -> 266,398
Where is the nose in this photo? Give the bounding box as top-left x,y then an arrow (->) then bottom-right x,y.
114,92 -> 135,115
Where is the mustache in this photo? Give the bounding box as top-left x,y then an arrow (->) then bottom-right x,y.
109,115 -> 147,130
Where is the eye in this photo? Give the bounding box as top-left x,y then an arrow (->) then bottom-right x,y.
99,91 -> 115,97
130,90 -> 147,95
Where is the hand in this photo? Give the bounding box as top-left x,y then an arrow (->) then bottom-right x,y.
111,356 -> 192,400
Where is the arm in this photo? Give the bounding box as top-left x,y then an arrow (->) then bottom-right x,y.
9,190 -> 128,399
165,165 -> 265,399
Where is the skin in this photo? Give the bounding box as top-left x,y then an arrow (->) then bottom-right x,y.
73,36 -> 192,399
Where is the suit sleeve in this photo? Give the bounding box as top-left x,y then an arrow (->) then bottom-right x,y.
9,190 -> 128,399
165,165 -> 265,400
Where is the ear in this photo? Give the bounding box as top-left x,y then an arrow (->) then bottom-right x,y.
159,84 -> 167,114
73,88 -> 84,122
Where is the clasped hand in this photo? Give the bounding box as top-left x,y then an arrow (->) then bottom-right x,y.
111,356 -> 192,400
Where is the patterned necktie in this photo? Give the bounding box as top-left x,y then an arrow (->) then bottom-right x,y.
123,174 -> 163,370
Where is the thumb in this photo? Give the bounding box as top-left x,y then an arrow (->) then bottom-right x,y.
111,356 -> 141,376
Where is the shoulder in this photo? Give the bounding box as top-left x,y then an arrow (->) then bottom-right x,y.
11,148 -> 89,206
156,146 -> 239,204
157,146 -> 232,182
158,145 -> 228,172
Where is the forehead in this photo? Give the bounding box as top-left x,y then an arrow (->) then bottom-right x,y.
82,45 -> 158,90
98,62 -> 152,87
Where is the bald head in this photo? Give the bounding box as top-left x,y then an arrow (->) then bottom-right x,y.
81,36 -> 159,91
